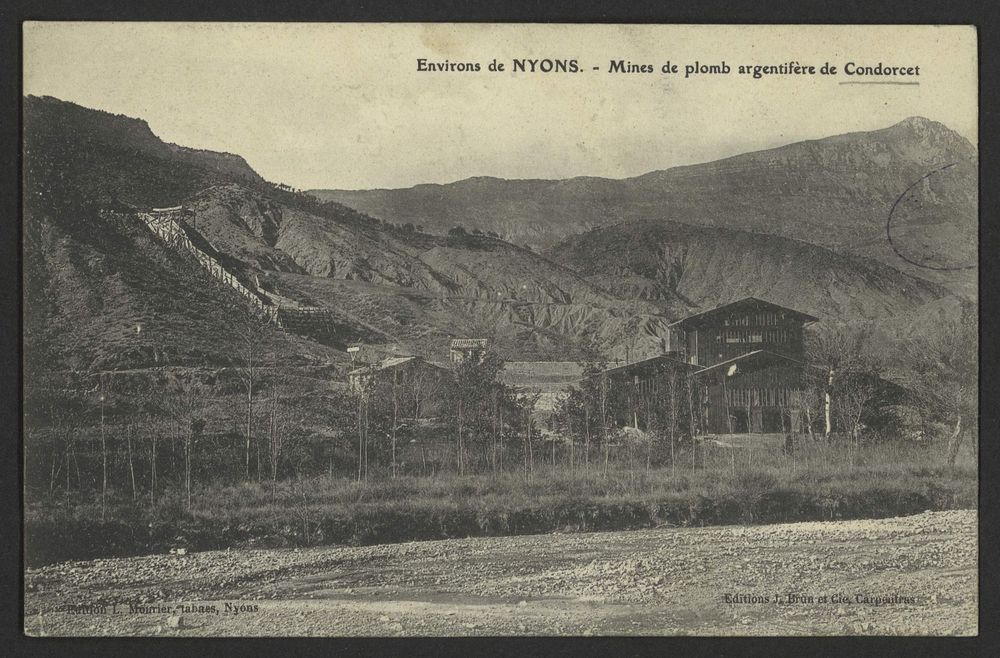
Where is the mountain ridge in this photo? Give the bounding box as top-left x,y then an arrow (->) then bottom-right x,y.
22,95 -> 970,368
310,115 -> 976,297
317,117 -> 972,193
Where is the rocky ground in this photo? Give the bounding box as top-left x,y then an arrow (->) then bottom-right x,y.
23,510 -> 977,637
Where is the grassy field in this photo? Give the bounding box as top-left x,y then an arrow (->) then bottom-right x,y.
24,439 -> 976,566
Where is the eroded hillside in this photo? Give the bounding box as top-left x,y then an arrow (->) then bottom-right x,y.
549,220 -> 951,324
22,96 -> 970,367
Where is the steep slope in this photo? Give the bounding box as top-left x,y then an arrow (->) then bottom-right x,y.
23,95 -> 264,208
181,184 -> 628,304
23,97 -> 667,362
313,117 -> 976,295
23,96 -> 965,368
548,221 -> 952,323
177,184 -> 673,360
22,205 -> 336,373
266,273 -> 677,362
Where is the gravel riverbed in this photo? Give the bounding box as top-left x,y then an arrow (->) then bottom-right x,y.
24,509 -> 977,636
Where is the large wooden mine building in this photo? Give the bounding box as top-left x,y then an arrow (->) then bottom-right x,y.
672,297 -> 818,435
592,297 -> 820,437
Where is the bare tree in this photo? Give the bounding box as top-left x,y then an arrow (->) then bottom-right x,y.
518,390 -> 541,479
40,395 -> 76,494
391,368 -> 399,478
268,383 -> 280,498
806,322 -> 878,439
791,381 -> 824,441
899,305 -> 977,465
600,372 -> 611,474
125,421 -> 137,501
266,371 -> 303,500
445,351 -> 507,476
96,374 -> 109,521
165,378 -> 210,510
233,304 -> 274,480
833,373 -> 880,462
147,413 -> 158,507
579,362 -> 605,469
355,377 -> 373,483
663,370 -> 683,476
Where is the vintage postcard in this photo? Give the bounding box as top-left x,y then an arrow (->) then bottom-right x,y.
21,23 -> 977,636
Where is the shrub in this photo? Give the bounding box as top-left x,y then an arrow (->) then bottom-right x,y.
728,470 -> 779,524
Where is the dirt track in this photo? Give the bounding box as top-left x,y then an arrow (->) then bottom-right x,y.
24,510 -> 977,636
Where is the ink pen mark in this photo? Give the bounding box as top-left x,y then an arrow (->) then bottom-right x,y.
886,161 -> 976,272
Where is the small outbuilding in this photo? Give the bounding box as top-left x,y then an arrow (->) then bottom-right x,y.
449,338 -> 489,363
348,356 -> 451,418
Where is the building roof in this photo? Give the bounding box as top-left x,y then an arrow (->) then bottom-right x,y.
349,355 -> 447,377
593,353 -> 698,378
150,205 -> 193,214
668,297 -> 819,330
450,338 -> 488,348
688,349 -> 818,378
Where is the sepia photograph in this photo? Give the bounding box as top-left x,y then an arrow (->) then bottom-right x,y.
20,22 -> 978,637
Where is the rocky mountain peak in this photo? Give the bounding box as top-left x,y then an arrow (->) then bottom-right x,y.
881,115 -> 975,158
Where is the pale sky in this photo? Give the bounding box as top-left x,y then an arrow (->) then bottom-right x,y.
23,23 -> 977,190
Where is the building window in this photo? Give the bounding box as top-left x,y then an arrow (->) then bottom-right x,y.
724,311 -> 780,327
762,328 -> 789,344
722,328 -> 789,344
724,329 -> 764,343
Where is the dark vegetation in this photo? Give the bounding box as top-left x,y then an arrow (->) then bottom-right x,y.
25,442 -> 976,567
